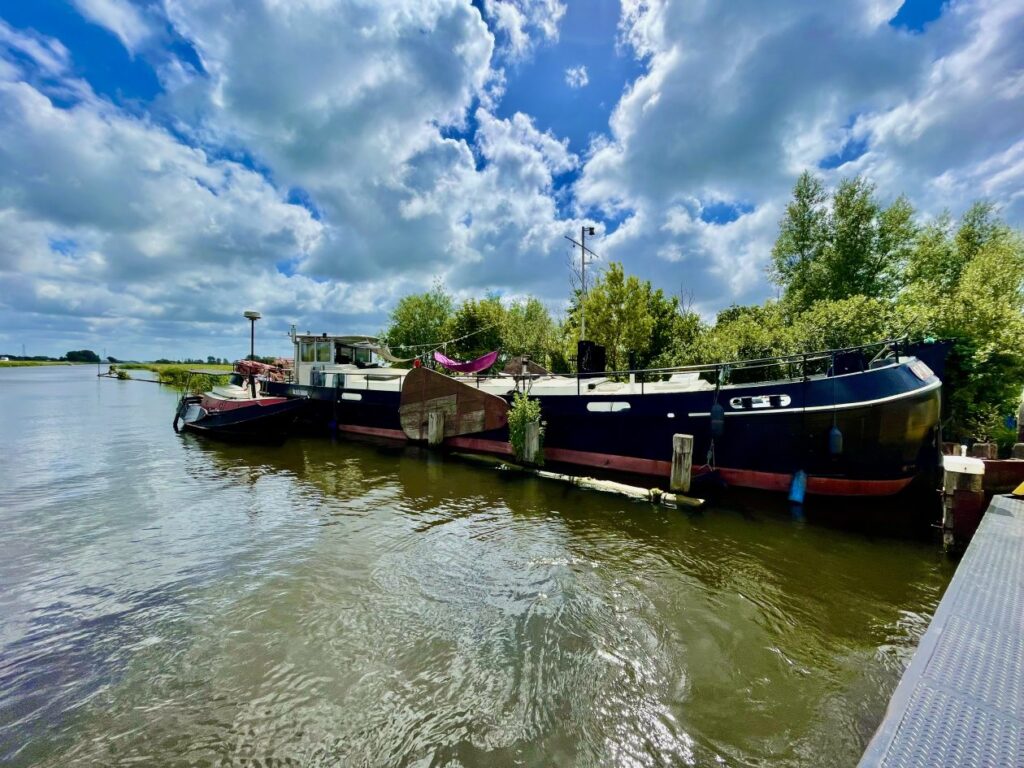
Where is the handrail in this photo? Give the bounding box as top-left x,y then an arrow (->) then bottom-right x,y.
470,337 -> 907,385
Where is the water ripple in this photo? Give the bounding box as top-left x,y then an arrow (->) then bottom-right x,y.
0,367 -> 954,767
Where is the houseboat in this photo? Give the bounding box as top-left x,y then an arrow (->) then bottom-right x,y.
263,332 -> 942,497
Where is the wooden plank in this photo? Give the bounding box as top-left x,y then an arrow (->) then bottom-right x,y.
399,367 -> 509,441
670,433 -> 693,493
427,410 -> 445,446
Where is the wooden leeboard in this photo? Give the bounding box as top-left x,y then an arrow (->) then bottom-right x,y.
399,367 -> 509,441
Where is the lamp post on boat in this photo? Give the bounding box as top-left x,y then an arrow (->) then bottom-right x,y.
243,310 -> 261,361
243,310 -> 261,398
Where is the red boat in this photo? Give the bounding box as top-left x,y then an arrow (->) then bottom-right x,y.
173,361 -> 307,442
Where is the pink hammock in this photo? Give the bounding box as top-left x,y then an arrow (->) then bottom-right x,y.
433,350 -> 499,374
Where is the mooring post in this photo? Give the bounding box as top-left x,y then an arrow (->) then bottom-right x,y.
523,420 -> 540,465
670,434 -> 693,493
427,410 -> 445,446
969,442 -> 997,459
941,455 -> 985,552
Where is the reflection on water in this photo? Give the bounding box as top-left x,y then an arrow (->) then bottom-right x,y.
0,366 -> 953,767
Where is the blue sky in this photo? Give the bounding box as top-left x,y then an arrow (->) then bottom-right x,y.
0,0 -> 1021,360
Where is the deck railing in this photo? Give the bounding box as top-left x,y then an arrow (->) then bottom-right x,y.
468,337 -> 908,396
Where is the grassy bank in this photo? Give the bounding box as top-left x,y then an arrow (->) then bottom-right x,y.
0,360 -> 75,367
115,362 -> 233,391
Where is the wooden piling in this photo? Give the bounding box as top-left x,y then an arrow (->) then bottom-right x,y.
427,410 -> 445,446
523,420 -> 541,465
969,442 -> 997,459
670,434 -> 693,493
941,455 -> 985,552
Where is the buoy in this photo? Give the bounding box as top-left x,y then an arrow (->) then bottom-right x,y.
829,425 -> 843,456
788,469 -> 807,504
710,402 -> 725,438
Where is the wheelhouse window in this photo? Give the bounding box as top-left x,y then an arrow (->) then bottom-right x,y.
300,341 -> 315,363
316,340 -> 332,363
334,344 -> 373,364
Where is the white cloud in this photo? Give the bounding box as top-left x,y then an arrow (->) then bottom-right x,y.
157,0 -> 580,292
0,20 -> 69,76
565,65 -> 589,89
850,0 -> 1024,223
482,0 -> 567,60
575,0 -> 1024,310
71,0 -> 154,53
0,53 -> 325,357
3,0 -> 1023,357
0,2 -> 582,356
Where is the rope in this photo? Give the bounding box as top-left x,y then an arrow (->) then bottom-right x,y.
387,321 -> 502,352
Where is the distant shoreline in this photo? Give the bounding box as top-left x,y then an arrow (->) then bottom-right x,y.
0,361 -> 78,367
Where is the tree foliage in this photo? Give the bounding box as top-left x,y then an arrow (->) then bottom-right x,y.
564,262 -> 690,371
502,297 -> 556,366
381,282 -> 454,357
772,173 -> 917,310
768,181 -> 1024,441
381,177 -> 1024,445
448,295 -> 505,360
65,349 -> 100,363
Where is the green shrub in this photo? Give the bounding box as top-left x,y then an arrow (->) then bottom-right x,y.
508,391 -> 543,464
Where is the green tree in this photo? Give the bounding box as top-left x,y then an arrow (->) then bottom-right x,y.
502,297 -> 556,366
772,173 -> 916,309
562,268 -> 704,371
790,296 -> 902,352
65,349 -> 100,363
571,262 -> 656,370
449,294 -> 505,361
381,282 -> 454,362
690,302 -> 792,365
771,170 -> 828,308
901,221 -> 1024,441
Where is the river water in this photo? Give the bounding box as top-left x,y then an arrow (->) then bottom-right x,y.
0,365 -> 953,767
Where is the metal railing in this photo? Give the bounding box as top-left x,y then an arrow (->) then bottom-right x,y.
465,337 -> 908,396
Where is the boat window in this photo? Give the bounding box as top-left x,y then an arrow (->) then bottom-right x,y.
316,340 -> 332,363
354,347 -> 372,364
586,401 -> 631,413
908,360 -> 933,381
729,394 -> 791,410
341,392 -> 362,401
300,341 -> 315,363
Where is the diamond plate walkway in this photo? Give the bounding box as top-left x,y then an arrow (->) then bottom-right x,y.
859,495 -> 1024,767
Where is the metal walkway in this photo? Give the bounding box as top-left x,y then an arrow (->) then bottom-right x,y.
860,495 -> 1024,767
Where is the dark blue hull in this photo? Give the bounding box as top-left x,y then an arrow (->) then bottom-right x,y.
266,359 -> 942,496
175,396 -> 309,443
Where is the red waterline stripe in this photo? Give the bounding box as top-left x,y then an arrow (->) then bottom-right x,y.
444,436 -> 515,456
202,397 -> 289,412
336,428 -> 914,497
533,446 -> 914,497
337,424 -> 407,441
544,446 -> 673,478
715,468 -> 912,496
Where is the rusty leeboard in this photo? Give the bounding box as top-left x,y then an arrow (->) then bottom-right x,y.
398,367 -> 509,441
859,494 -> 1024,767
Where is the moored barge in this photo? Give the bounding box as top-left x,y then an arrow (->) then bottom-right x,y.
264,334 -> 942,497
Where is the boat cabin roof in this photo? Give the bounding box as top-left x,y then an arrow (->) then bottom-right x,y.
294,334 -> 378,346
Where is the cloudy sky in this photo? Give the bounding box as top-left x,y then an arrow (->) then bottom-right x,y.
1,0 -> 1021,360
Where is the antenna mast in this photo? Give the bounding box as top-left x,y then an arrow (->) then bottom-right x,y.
564,226 -> 597,340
